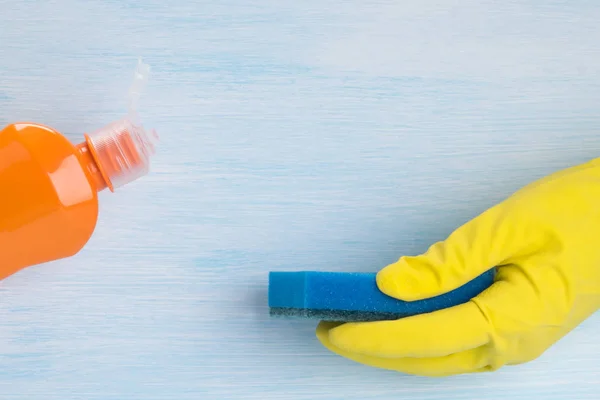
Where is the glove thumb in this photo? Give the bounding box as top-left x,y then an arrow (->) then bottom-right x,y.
377,205 -> 531,301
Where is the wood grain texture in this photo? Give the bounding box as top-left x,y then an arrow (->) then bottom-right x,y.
1,0 -> 600,398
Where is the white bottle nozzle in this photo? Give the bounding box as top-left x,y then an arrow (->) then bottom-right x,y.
84,58 -> 159,192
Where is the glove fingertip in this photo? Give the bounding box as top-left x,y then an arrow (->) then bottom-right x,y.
376,261 -> 426,301
316,321 -> 352,351
326,322 -> 365,350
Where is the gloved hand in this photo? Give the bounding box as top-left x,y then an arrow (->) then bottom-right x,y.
316,158 -> 600,377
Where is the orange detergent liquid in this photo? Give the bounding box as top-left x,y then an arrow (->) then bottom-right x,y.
0,60 -> 158,280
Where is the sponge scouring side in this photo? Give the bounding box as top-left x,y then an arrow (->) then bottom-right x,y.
268,268 -> 495,322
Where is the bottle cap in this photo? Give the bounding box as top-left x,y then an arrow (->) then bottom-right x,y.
84,59 -> 158,192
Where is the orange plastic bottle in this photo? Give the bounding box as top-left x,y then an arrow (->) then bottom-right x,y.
0,60 -> 158,281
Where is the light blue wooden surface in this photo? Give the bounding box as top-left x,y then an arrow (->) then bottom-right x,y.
1,0 -> 600,398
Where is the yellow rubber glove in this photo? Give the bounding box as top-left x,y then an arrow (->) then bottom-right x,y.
317,158 -> 600,377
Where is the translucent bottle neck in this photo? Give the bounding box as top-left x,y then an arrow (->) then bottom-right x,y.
81,117 -> 158,192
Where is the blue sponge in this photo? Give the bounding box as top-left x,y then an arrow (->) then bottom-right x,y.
268,268 -> 495,321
